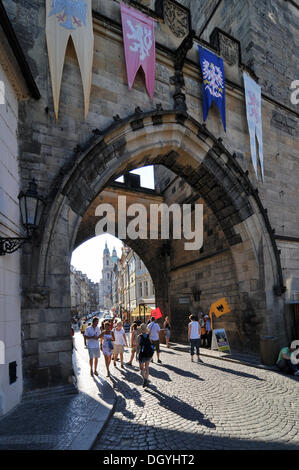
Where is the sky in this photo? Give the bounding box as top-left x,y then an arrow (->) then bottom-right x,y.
71,234 -> 124,282
71,166 -> 155,282
115,165 -> 155,189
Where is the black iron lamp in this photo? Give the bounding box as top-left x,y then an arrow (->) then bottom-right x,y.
0,178 -> 45,256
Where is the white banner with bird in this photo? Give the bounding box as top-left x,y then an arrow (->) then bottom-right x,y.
46,0 -> 94,119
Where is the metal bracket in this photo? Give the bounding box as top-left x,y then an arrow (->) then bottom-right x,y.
0,237 -> 30,256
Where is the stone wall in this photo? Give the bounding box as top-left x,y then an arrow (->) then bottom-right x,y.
0,0 -> 297,387
198,0 -> 299,112
0,61 -> 23,415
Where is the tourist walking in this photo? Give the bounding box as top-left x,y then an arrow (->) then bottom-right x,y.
100,321 -> 115,378
84,317 -> 101,376
204,315 -> 212,349
199,313 -> 207,348
163,316 -> 171,348
148,316 -> 162,363
113,321 -> 128,368
188,314 -> 203,363
80,321 -> 89,347
123,319 -> 131,347
136,323 -> 155,387
127,323 -> 138,366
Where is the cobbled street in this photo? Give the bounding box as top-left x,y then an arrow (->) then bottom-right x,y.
79,337 -> 299,451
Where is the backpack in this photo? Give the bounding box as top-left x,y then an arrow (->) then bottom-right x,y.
138,334 -> 154,360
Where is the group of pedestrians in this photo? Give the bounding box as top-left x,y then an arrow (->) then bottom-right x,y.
83,316 -> 164,385
79,311 -> 299,389
82,311 -> 206,382
82,312 -> 209,386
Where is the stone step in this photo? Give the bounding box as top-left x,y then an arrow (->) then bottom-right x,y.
22,384 -> 78,402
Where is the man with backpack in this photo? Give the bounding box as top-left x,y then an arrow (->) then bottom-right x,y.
136,323 -> 155,387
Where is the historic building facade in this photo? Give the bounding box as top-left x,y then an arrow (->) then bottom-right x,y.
70,266 -> 99,318
0,0 -> 297,397
111,244 -> 155,320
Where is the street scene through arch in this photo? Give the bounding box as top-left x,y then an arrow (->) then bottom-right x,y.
0,0 -> 298,453
71,233 -> 157,328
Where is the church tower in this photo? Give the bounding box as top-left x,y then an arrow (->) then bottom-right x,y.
99,242 -> 119,310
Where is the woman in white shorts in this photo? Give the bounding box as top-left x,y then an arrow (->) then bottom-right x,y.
113,321 -> 128,368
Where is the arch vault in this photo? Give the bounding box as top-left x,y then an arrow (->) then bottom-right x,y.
21,109 -> 286,389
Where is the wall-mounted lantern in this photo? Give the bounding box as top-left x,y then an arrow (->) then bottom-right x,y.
0,179 -> 45,256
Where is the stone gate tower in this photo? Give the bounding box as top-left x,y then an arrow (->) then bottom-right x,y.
0,0 -> 297,402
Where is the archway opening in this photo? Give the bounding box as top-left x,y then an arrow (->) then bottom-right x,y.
22,112 -> 283,390
72,161 -> 254,353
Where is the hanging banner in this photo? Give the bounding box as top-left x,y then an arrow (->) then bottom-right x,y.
120,3 -> 156,99
209,297 -> 231,318
198,45 -> 226,131
46,0 -> 94,119
150,307 -> 163,320
209,297 -> 231,331
243,72 -> 264,181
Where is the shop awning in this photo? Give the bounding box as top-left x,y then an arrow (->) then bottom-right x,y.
131,305 -> 154,317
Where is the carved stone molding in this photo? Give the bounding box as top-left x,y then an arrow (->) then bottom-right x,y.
23,287 -> 50,308
210,28 -> 241,66
164,0 -> 190,38
170,30 -> 195,111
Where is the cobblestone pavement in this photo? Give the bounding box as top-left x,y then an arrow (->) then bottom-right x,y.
93,345 -> 299,451
0,333 -> 115,450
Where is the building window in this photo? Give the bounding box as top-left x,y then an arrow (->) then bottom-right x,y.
138,282 -> 143,298
106,260 -> 109,266
145,281 -> 149,297
9,362 -> 17,385
151,283 -> 155,296
107,273 -> 110,279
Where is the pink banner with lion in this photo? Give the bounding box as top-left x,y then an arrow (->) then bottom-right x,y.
121,3 -> 156,99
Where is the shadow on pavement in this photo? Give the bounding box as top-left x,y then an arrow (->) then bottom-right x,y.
159,348 -> 176,355
93,415 -> 299,451
201,362 -> 264,381
114,366 -> 142,386
145,386 -> 215,429
148,367 -> 172,382
274,369 -> 299,383
109,375 -> 145,411
162,363 -> 203,380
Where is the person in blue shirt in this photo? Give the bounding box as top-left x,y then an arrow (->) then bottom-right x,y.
204,315 -> 212,349
123,319 -> 131,347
